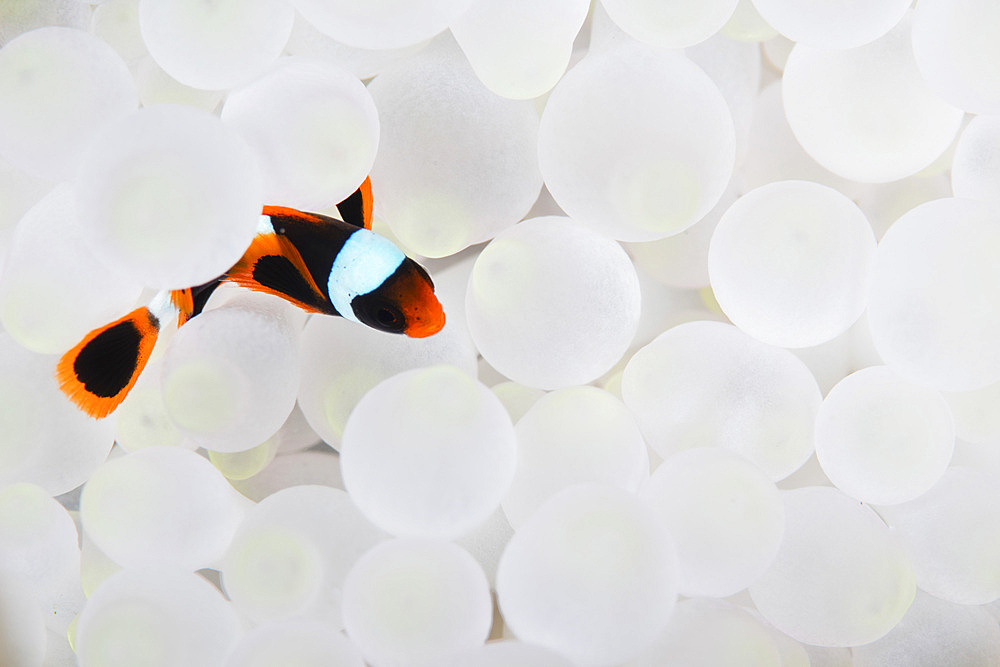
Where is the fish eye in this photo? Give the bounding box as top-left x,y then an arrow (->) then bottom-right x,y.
376,307 -> 399,327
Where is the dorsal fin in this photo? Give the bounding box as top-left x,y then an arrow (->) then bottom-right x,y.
259,178 -> 372,232
335,176 -> 373,230
259,206 -> 326,225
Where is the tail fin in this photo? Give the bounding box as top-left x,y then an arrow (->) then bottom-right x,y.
56,307 -> 160,419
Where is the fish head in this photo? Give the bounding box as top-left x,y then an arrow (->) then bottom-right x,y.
348,256 -> 445,338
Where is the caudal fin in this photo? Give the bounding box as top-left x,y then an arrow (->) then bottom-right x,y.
56,307 -> 160,419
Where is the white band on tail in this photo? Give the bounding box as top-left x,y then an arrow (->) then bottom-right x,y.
147,289 -> 178,323
327,229 -> 405,322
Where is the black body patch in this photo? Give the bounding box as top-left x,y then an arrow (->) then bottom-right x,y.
267,213 -> 353,293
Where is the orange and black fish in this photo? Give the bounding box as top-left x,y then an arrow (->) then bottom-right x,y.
57,178 -> 445,419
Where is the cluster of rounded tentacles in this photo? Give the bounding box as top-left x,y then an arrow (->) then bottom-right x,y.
2,0 -> 1000,665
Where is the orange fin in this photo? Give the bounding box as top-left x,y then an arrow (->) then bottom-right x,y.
336,176 -> 373,230
261,177 -> 372,232
225,231 -> 331,314
260,206 -> 326,225
261,179 -> 372,231
171,288 -> 194,326
56,307 -> 160,419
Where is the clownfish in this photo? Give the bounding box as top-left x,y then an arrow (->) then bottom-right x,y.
57,177 -> 445,419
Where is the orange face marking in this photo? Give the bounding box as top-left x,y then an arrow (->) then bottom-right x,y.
404,302 -> 446,338
396,266 -> 445,338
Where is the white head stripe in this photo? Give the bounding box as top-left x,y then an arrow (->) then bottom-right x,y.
328,229 -> 406,322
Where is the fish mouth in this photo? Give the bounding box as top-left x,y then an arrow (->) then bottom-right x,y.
381,258 -> 446,338
404,305 -> 446,338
